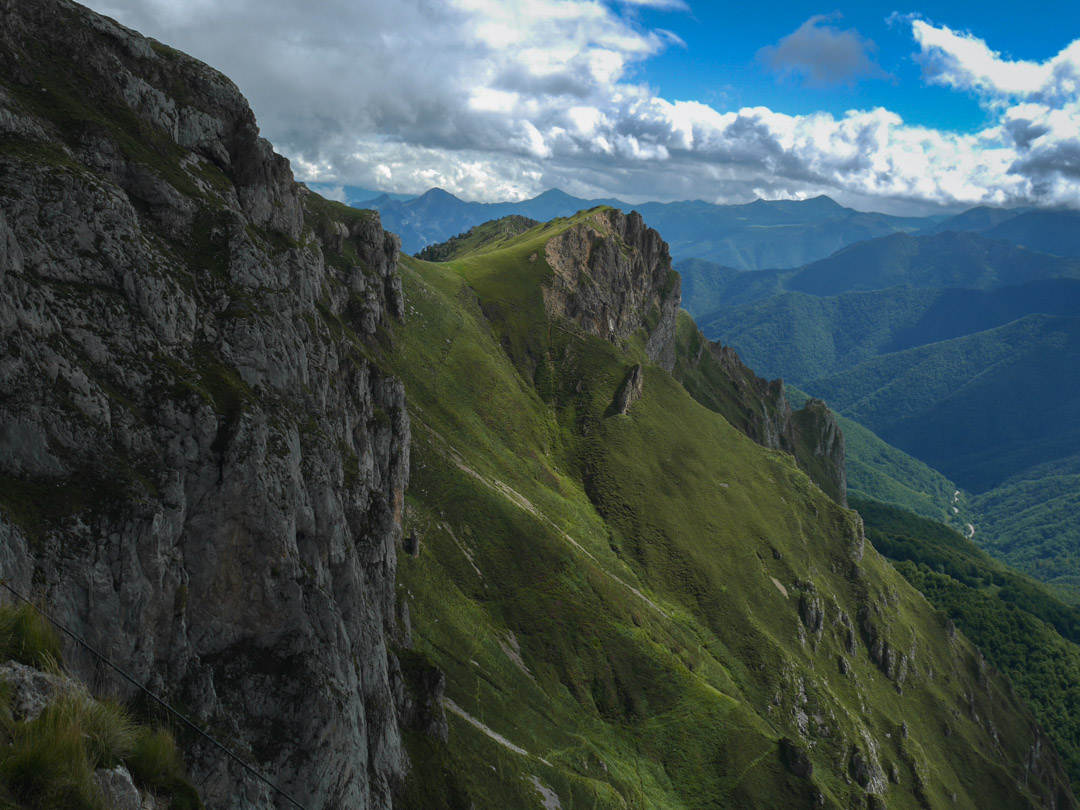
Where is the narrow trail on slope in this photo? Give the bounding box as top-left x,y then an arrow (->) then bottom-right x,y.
411,413 -> 669,617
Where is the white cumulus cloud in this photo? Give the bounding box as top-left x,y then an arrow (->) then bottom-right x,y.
86,1 -> 1080,212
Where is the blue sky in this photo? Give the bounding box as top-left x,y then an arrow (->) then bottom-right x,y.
631,2 -> 1080,132
90,0 -> 1080,214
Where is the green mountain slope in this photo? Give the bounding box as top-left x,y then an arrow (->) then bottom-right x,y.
670,311 -> 846,506
701,278 -> 1080,383
807,314 -> 1080,492
383,209 -> 1073,809
857,498 -> 1080,786
687,253 -> 1080,603
973,456 -> 1080,602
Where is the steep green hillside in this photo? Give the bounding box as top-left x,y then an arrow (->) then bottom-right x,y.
973,456 -> 1080,602
415,215 -> 540,262
384,208 -> 1073,809
807,314 -> 1080,492
685,250 -> 1080,602
857,499 -> 1080,785
670,313 -> 846,506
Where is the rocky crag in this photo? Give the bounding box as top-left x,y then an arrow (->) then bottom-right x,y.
430,208 -> 848,503
674,321 -> 849,505
0,1 -> 413,807
542,207 -> 680,372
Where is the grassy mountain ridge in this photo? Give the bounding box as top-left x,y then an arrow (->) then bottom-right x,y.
685,228 -> 1080,605
382,209 -> 1074,809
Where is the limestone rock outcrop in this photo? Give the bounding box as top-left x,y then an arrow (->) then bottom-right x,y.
0,1 -> 410,807
543,208 -> 680,371
674,324 -> 848,505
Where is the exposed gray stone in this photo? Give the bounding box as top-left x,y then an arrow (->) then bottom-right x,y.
543,208 -> 679,372
0,2 -> 412,808
95,765 -> 143,810
614,364 -> 645,415
0,660 -> 82,722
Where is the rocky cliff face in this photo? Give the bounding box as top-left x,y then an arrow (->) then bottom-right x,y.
0,1 -> 409,807
535,207 -> 846,503
792,397 -> 847,506
674,313 -> 849,505
543,208 -> 680,371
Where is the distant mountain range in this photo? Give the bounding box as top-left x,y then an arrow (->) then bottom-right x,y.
344,185 -> 939,266
334,184 -> 1080,272
922,206 -> 1080,257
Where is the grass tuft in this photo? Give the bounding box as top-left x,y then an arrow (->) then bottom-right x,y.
0,699 -> 100,810
0,604 -> 61,672
128,727 -> 202,810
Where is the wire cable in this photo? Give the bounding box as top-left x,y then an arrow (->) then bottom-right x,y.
0,579 -> 308,810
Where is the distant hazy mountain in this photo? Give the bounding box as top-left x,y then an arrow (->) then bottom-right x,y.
635,197 -> 932,269
983,210 -> 1080,257
679,230 -> 1080,322
361,186 -> 941,265
702,278 -> 1080,383
305,182 -> 416,205
919,205 -> 1033,235
919,206 -> 1080,257
785,230 -> 1080,296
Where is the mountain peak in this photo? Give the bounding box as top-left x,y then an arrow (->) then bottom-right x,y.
417,186 -> 461,201
531,188 -> 580,202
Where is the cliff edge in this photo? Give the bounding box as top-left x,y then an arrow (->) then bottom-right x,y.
0,1 -> 409,807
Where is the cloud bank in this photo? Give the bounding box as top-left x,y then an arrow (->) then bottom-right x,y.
91,1 -> 1080,212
